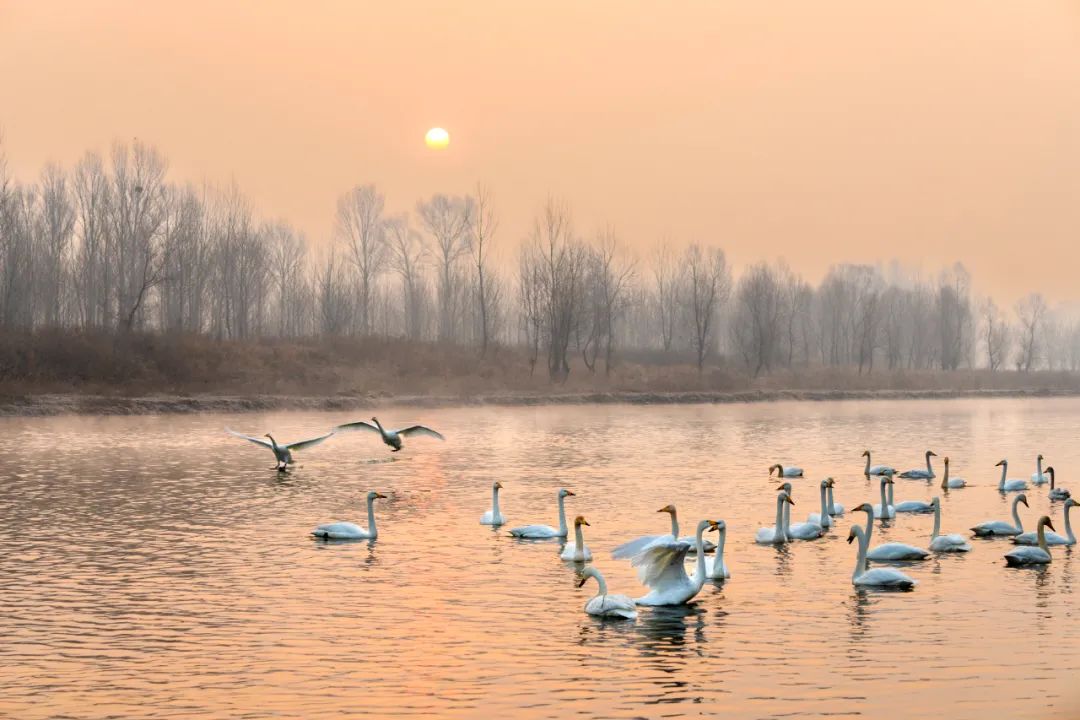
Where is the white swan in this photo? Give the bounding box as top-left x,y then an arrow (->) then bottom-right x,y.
480,481 -> 506,525
1047,467 -> 1071,501
940,457 -> 966,489
1004,516 -> 1056,566
630,519 -> 718,605
227,427 -> 335,470
335,416 -> 445,452
889,480 -> 933,513
769,463 -> 804,478
928,497 -> 971,552
612,504 -> 714,558
787,480 -> 828,539
995,459 -> 1028,492
756,491 -> 795,544
1012,499 -> 1076,546
898,450 -> 936,479
807,478 -> 836,527
560,515 -> 594,562
1031,454 -> 1050,485
872,475 -> 896,519
312,490 -> 386,539
854,503 -> 930,561
847,525 -> 916,590
862,450 -> 896,476
827,478 -> 844,516
703,520 -> 730,580
971,493 -> 1029,536
576,566 -> 637,619
509,488 -> 574,538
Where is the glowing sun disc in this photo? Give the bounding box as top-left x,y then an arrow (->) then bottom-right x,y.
425,127 -> 450,149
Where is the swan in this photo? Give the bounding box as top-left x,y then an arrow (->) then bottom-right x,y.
576,566 -> 637,619
769,463 -> 804,478
1004,516 -> 1056,566
612,505 -> 714,558
560,515 -> 593,562
1031,454 -> 1050,485
971,493 -> 1029,536
807,478 -> 836,527
940,457 -> 966,489
826,478 -> 844,516
312,490 -> 386,539
847,525 -> 916,590
226,427 -> 335,470
854,503 -> 930,561
888,480 -> 933,514
787,480 -> 828,539
630,519 -> 718,605
335,416 -> 445,452
927,497 -> 971,552
1012,499 -> 1076,546
703,520 -> 730,580
899,450 -> 937,479
872,475 -> 896,519
862,450 -> 896,476
480,481 -> 506,525
509,488 -> 574,538
756,491 -> 795,544
1047,467 -> 1071,501
994,459 -> 1028,492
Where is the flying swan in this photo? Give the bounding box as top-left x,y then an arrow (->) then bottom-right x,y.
226,427 -> 335,470
312,490 -> 387,539
335,416 -> 445,452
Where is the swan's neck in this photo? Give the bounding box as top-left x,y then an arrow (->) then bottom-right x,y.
863,508 -> 874,546
367,498 -> 378,538
1037,457 -> 1044,477
693,524 -> 708,584
827,485 -> 837,514
1049,472 -> 1055,490
931,503 -> 941,540
593,571 -> 608,596
491,486 -> 501,517
879,481 -> 889,511
1064,504 -> 1075,544
1037,522 -> 1049,552
926,454 -> 934,475
864,454 -> 871,474
887,481 -> 894,507
716,527 -> 726,566
775,497 -> 787,542
853,527 -> 868,581
819,485 -> 829,526
669,510 -> 679,538
783,498 -> 791,535
941,464 -> 949,489
267,436 -> 279,451
1011,497 -> 1024,532
999,463 -> 1008,490
557,494 -> 568,535
573,522 -> 585,551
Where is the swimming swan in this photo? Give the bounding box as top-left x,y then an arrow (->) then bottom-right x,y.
847,525 -> 916,590
576,566 -> 637,619
1047,467 -> 1071,501
940,457 -> 966,489
827,478 -> 845,516
854,503 -> 930,561
807,478 -> 837,528
704,520 -> 731,580
480,481 -> 506,525
335,416 -> 445,452
509,488 -> 574,539
787,480 -> 828,539
226,427 -> 335,470
862,450 -> 896,476
1004,516 -> 1056,566
1012,498 -> 1075,546
756,491 -> 795,544
1031,454 -> 1050,485
928,497 -> 971,552
312,490 -> 386,539
630,519 -> 719,605
889,480 -> 933,513
872,475 -> 896,519
899,450 -> 937,479
994,459 -> 1028,492
769,463 -> 804,478
971,493 -> 1029,536
560,515 -> 593,562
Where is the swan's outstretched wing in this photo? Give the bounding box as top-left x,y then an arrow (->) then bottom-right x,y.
335,420 -> 381,434
399,425 -> 445,441
286,431 -> 335,451
612,533 -> 670,560
226,428 -> 273,448
630,539 -> 692,588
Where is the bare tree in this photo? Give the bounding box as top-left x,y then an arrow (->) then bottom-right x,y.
471,183 -> 498,356
652,241 -> 680,352
681,244 -> 730,372
417,194 -> 474,343
36,164 -> 75,326
267,221 -> 307,337
981,299 -> 1012,371
386,214 -> 428,341
336,184 -> 387,336
1014,293 -> 1047,372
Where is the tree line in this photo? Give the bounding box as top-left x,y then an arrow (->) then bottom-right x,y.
1,139 -> 1077,382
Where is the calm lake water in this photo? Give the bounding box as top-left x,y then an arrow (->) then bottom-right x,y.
2,398 -> 1078,719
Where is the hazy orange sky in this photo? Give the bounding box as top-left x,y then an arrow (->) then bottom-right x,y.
2,1 -> 1079,302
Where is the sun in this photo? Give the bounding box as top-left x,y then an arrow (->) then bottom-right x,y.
425,127 -> 450,150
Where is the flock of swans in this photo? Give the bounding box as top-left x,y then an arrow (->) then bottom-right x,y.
226,426 -> 1075,621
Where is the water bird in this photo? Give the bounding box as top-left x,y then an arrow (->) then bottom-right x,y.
480,481 -> 506,525
1031,454 -> 1050,485
509,488 -> 574,539
560,515 -> 593,562
1011,498 -> 1075,546
940,457 -> 966,489
226,427 -> 335,470
576,566 -> 637,619
312,490 -> 386,539
629,519 -> 719,605
889,480 -> 933,513
786,480 -> 828,539
1047,467 -> 1070,501
861,450 -> 896,476
335,416 -> 444,452
807,478 -> 837,528
611,504 -> 715,559
872,475 -> 896,519
994,459 -> 1028,492
847,524 -> 916,590
826,477 -> 844,515
927,497 -> 971,552
769,463 -> 804,478
703,520 -> 730,580
756,490 -> 795,544
899,450 -> 937,479
853,503 -> 929,561
1004,517 -> 1056,566
971,493 -> 1029,536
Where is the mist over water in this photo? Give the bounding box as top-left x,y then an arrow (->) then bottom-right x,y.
2,399 -> 1078,719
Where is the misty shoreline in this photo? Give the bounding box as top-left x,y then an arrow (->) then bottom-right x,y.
2,387 -> 1078,418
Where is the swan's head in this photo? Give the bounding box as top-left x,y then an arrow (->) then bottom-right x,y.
769,464 -> 779,476
1039,516 -> 1056,532
1038,453 -> 1044,461
1066,498 -> 1077,509
657,504 -> 676,515
854,502 -> 874,516
366,491 -> 387,502
926,450 -> 937,458
930,496 -> 940,507
1047,467 -> 1055,479
707,519 -> 720,533
574,515 -> 590,527
559,489 -> 575,498
995,459 -> 1006,467
846,526 -> 860,544
775,482 -> 793,494
493,481 -> 503,490
1016,494 -> 1029,508
779,491 -> 795,506
861,450 -> 870,457
826,477 -> 836,488
575,566 -> 599,587
820,478 -> 831,489
944,456 -> 950,465
713,519 -> 727,531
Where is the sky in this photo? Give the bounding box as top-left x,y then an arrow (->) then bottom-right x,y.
1,1 -> 1079,304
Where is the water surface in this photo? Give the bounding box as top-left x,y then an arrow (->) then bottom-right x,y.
2,399 -> 1078,719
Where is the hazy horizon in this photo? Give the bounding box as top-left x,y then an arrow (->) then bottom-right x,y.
2,1 -> 1079,304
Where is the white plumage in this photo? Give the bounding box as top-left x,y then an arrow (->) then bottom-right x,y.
312,491 -> 386,540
